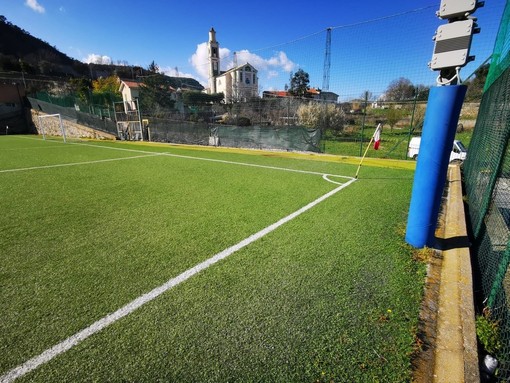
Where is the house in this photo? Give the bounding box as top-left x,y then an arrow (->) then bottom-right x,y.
119,79 -> 142,113
262,90 -> 291,99
207,28 -> 258,102
318,91 -> 339,103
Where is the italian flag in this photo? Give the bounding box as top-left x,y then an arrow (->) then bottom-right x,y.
373,123 -> 382,150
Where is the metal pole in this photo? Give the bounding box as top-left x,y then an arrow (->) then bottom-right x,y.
136,99 -> 144,141
359,92 -> 368,157
58,114 -> 67,143
355,133 -> 376,179
406,92 -> 418,159
487,239 -> 510,308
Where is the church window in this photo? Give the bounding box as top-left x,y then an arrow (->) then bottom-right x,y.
212,47 -> 218,57
239,72 -> 243,81
245,66 -> 251,72
245,76 -> 250,84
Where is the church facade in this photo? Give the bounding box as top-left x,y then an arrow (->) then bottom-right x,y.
207,28 -> 258,103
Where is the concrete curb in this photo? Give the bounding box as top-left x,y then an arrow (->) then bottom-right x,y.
433,164 -> 479,382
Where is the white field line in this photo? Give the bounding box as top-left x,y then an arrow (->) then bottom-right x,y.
69,141 -> 354,180
0,145 -> 69,151
0,154 -> 162,174
0,176 -> 356,383
4,137 -> 354,180
323,174 -> 346,185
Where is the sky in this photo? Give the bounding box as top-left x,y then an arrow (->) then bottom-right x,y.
1,0 -> 507,99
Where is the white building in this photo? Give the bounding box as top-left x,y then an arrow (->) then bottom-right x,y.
207,28 -> 258,103
119,79 -> 141,113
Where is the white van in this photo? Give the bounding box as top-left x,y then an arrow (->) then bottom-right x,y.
408,137 -> 467,162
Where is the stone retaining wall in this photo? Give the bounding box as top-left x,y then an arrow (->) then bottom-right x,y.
31,110 -> 116,140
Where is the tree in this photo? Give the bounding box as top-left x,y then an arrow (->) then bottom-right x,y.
386,108 -> 403,131
139,73 -> 175,112
414,84 -> 430,101
147,60 -> 160,74
92,75 -> 119,95
385,77 -> 415,101
182,91 -> 224,105
289,69 -> 310,98
465,63 -> 489,102
69,77 -> 91,101
360,90 -> 374,101
91,75 -> 121,105
297,102 -> 345,132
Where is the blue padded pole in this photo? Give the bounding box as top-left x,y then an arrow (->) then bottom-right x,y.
405,85 -> 467,248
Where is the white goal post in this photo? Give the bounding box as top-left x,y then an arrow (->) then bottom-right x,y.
38,114 -> 67,143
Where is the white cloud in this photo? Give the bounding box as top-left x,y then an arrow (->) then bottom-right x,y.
189,42 -> 296,83
25,0 -> 45,13
267,70 -> 279,79
190,42 -> 232,80
160,66 -> 196,80
83,54 -> 112,65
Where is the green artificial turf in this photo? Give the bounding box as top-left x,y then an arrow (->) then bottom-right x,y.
0,135 -> 423,382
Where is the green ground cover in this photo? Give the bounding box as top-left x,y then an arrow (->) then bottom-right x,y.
1,136 -> 423,382
323,126 -> 473,160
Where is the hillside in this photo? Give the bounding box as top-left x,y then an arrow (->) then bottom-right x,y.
0,16 -> 203,91
0,15 -> 88,77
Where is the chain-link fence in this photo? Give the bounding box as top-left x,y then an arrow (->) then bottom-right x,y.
21,1 -> 502,158
463,2 -> 510,380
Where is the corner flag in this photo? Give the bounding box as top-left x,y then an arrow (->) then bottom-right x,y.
373,123 -> 381,150
355,123 -> 383,178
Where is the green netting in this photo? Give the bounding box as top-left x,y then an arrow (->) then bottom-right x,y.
148,120 -> 210,146
147,120 -> 321,152
213,125 -> 321,152
33,91 -> 117,121
463,2 -> 510,379
485,1 -> 510,90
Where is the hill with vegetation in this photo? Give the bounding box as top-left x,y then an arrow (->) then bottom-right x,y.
0,15 -> 203,91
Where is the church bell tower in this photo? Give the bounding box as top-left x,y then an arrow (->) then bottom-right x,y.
208,28 -> 220,94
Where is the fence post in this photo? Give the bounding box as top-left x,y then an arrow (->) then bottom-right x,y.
359,92 -> 368,157
488,241 -> 510,309
406,93 -> 418,159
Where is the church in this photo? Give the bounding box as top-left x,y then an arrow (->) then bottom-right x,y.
207,28 -> 259,103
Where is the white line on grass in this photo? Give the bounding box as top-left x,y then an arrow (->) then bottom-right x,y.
0,177 -> 356,383
0,145 -> 70,151
9,137 -> 354,180
70,141 -> 354,179
323,174 -> 347,185
0,154 -> 162,173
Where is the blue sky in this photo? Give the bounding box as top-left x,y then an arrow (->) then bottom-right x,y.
1,0 -> 506,99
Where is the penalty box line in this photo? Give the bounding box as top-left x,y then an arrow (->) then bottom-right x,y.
0,176 -> 357,383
